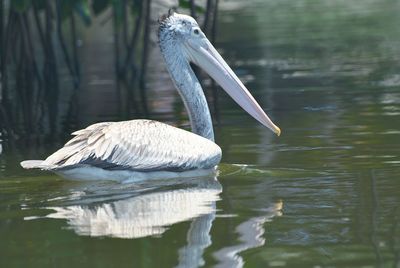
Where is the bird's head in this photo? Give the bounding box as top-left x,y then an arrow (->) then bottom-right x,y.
158,12 -> 281,136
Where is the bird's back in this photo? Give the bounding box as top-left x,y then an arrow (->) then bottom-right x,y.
21,120 -> 222,173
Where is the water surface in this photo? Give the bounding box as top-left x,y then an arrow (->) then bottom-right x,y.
1,0 -> 400,267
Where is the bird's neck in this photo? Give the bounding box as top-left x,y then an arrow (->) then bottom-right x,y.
161,46 -> 214,141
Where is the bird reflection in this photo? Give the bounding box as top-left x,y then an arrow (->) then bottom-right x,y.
45,177 -> 222,239
30,172 -> 283,267
213,201 -> 283,268
177,208 -> 216,267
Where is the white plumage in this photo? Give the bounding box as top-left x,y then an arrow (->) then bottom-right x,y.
21,120 -> 221,179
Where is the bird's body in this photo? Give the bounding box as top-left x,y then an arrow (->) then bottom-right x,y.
21,120 -> 220,181
21,13 -> 280,180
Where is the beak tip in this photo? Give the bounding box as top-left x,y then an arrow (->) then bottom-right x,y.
275,127 -> 281,136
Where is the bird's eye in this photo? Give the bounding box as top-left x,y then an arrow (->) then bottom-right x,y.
193,29 -> 200,35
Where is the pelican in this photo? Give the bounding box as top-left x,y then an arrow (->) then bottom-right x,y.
20,12 -> 281,181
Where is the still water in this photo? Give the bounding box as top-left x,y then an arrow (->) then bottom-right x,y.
1,0 -> 400,267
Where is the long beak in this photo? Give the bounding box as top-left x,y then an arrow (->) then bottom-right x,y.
187,39 -> 281,136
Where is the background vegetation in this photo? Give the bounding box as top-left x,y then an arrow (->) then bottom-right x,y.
0,0 -> 219,143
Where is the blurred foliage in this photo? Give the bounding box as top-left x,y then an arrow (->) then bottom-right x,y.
8,0 -> 140,26
0,0 -> 219,142
7,0 -> 204,25
179,0 -> 205,13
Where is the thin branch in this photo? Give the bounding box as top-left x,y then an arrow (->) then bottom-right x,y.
1,9 -> 15,125
22,13 -> 43,90
113,2 -> 122,115
56,0 -> 79,88
32,2 -> 46,54
44,0 -> 59,136
121,0 -> 143,75
211,0 -> 219,44
122,0 -> 128,49
15,25 -> 29,133
21,13 -> 43,127
70,11 -> 80,86
203,0 -> 213,33
0,0 -> 3,108
189,0 -> 197,19
139,0 -> 151,115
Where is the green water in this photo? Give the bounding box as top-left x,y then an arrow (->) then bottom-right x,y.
1,0 -> 400,267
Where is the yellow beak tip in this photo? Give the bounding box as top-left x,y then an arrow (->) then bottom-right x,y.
276,127 -> 281,136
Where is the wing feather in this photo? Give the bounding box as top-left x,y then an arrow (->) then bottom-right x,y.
43,120 -> 221,171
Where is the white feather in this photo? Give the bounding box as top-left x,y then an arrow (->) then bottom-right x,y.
32,120 -> 221,174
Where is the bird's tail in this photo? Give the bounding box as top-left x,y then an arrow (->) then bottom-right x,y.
20,160 -> 54,170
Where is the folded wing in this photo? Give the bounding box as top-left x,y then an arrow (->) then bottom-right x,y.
43,120 -> 221,171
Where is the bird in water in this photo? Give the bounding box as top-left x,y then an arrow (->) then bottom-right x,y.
20,12 -> 281,181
